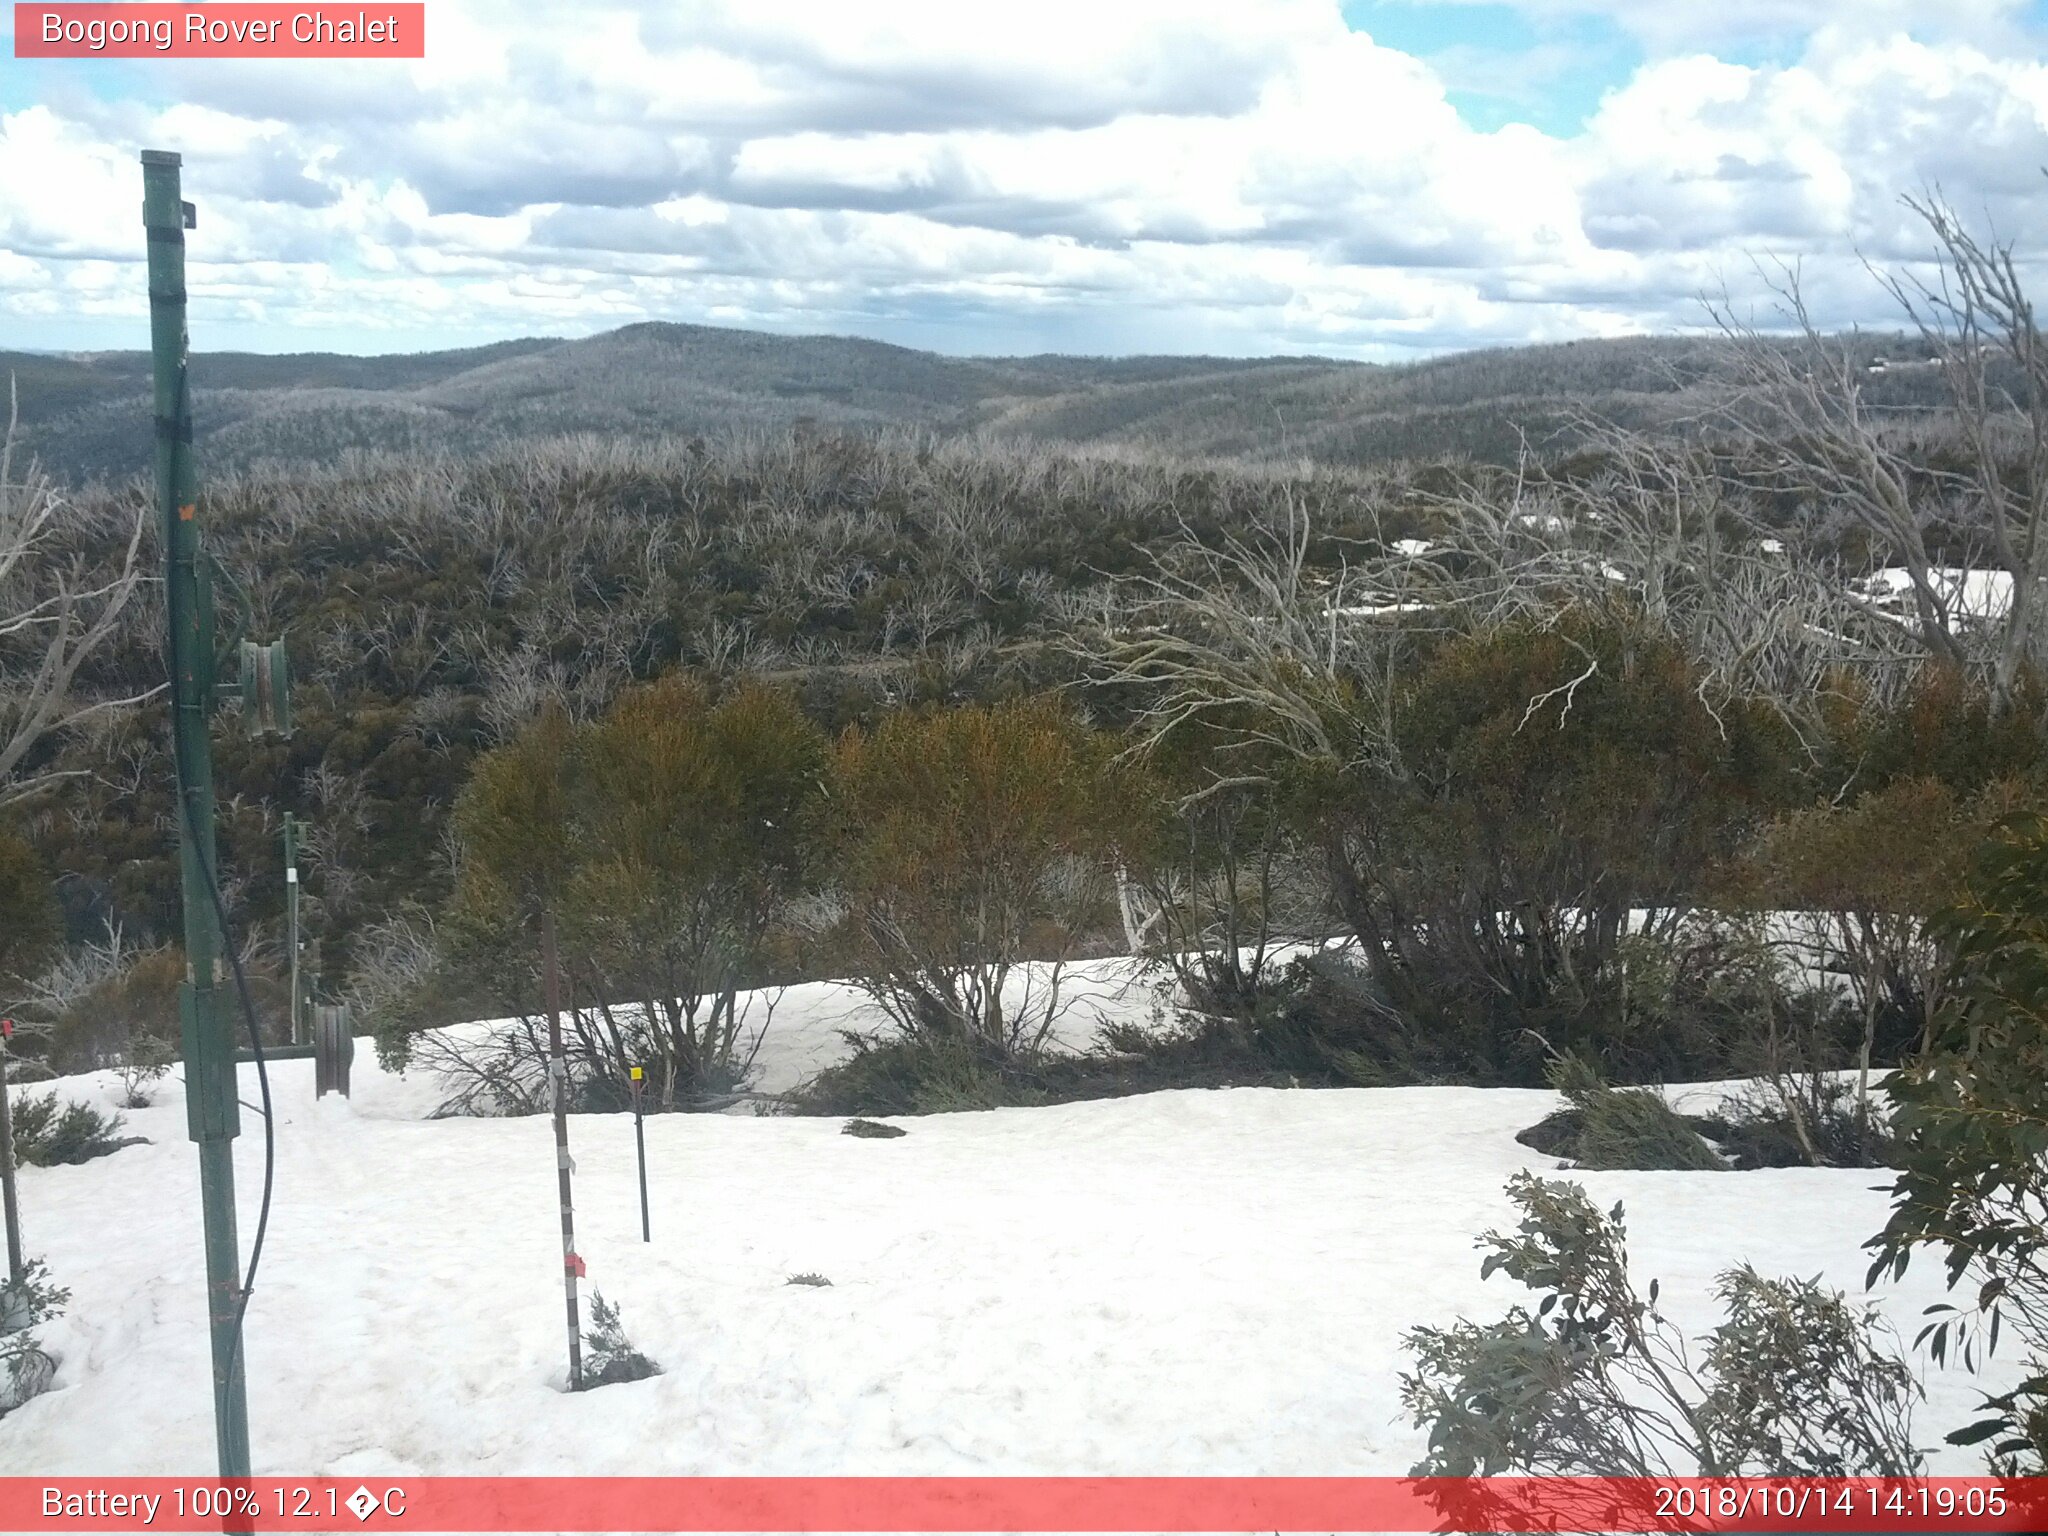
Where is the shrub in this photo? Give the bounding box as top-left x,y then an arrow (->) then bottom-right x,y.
0,1260 -> 69,1419
578,1292 -> 659,1389
1837,664 -> 2048,802
113,1033 -> 174,1109
1313,615 -> 1797,1085
790,1033 -> 1046,1117
1532,1052 -> 1725,1171
2,928 -> 189,1080
789,1009 -> 1291,1116
10,1092 -> 140,1166
0,830 -> 57,984
1867,810 -> 2048,1471
1698,980 -> 1899,1170
344,911 -> 468,1074
439,678 -> 823,1109
1115,735 -> 1318,1021
1726,775 -> 2034,1072
1402,1173 -> 1923,1476
818,696 -> 1134,1056
1707,1073 -> 1898,1170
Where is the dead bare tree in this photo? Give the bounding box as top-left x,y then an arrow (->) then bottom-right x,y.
1084,484 -> 1389,785
1878,191 -> 2048,708
1704,190 -> 2048,710
0,380 -> 151,805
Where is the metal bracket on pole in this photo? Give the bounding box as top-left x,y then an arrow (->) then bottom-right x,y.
314,1005 -> 354,1099
239,638 -> 292,735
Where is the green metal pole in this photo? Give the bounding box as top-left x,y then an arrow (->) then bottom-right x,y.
143,148 -> 251,1481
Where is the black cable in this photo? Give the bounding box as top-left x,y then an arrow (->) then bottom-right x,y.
185,787 -> 276,1394
162,357 -> 276,1395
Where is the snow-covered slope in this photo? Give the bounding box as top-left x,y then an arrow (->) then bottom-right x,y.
0,998 -> 2020,1476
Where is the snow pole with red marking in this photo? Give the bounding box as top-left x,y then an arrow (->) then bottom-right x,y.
542,908 -> 582,1389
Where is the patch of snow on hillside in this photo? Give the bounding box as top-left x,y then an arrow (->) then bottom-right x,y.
1850,567 -> 2013,630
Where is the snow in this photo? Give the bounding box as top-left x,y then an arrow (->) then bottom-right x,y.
0,964 -> 2020,1478
742,957 -> 1174,1099
1849,566 -> 2014,629
1327,601 -> 1436,618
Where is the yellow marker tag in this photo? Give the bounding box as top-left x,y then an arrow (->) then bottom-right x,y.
630,1066 -> 643,1081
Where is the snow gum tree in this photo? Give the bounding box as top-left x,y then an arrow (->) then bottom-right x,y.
0,383 -> 146,810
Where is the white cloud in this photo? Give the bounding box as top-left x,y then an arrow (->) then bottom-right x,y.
2,1 -> 2047,357
1576,38 -> 2048,259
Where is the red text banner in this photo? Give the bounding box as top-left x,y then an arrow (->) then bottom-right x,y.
14,5 -> 425,58
3,1477 -> 2047,1533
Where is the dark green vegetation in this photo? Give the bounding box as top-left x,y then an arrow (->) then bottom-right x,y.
1408,806 -> 2048,1477
8,1093 -> 141,1167
4,229 -> 2043,1111
5,407 -> 2043,1101
7,324 -> 1951,486
1401,1173 -> 1922,1476
577,1292 -> 660,1390
0,1260 -> 68,1419
1868,812 -> 2048,1472
407,677 -> 823,1112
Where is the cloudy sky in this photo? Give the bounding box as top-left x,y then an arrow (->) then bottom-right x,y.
4,0 -> 2048,359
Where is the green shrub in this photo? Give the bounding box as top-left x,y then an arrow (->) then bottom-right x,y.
819,695 -> 1135,1056
1706,1073 -> 1898,1170
790,1032 -> 1047,1116
0,831 -> 58,984
9,1093 -> 140,1167
438,677 -> 824,1107
1317,611 -> 1798,1086
0,1259 -> 69,1418
1867,810 -> 2048,1471
578,1292 -> 659,1389
1725,775 -> 2036,1064
1533,1052 -> 1725,1171
1402,1173 -> 1922,1476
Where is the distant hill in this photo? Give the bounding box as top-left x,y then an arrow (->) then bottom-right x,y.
3,321 -> 1939,485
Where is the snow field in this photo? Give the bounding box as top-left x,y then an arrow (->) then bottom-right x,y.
0,1020 -> 2023,1479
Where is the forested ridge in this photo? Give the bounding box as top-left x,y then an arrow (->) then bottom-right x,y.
4,323 -> 1953,485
